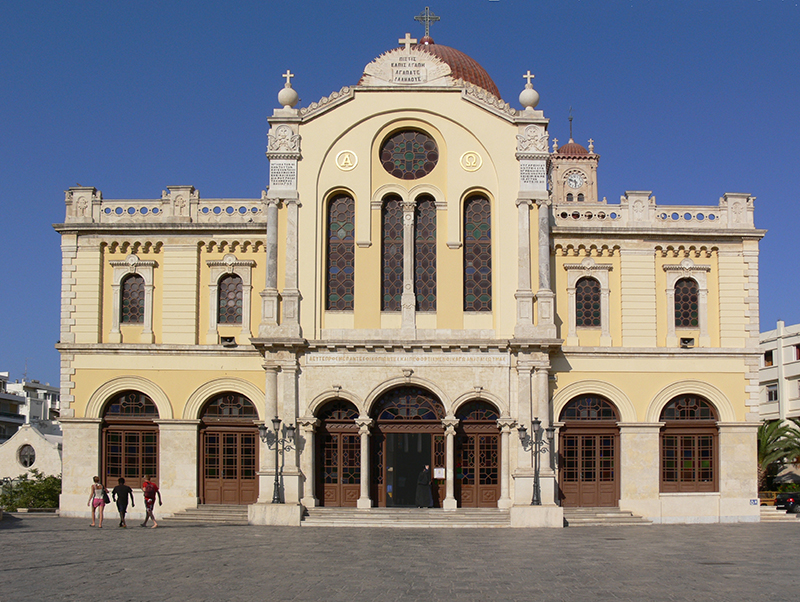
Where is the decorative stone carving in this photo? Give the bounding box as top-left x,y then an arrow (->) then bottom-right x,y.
268,125 -> 301,154
516,125 -> 548,153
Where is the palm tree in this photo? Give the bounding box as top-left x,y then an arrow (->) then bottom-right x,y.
757,420 -> 800,490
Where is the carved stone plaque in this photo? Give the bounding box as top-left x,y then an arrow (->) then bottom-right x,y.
519,160 -> 547,191
269,160 -> 297,190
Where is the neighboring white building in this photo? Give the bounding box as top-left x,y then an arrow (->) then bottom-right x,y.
6,379 -> 61,435
0,373 -> 25,444
0,424 -> 62,480
759,320 -> 800,421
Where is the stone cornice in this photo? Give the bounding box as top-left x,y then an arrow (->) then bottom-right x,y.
53,222 -> 269,234
559,346 -> 761,357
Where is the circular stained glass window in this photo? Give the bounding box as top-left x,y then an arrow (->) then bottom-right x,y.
18,444 -> 35,468
380,130 -> 438,180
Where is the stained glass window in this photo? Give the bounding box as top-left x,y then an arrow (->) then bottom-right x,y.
560,395 -> 618,421
456,400 -> 500,421
201,392 -> 257,419
318,399 -> 359,421
463,196 -> 491,311
381,196 -> 404,311
660,395 -> 717,492
660,395 -> 717,421
217,274 -> 243,324
326,195 -> 355,310
575,277 -> 601,327
121,274 -> 145,324
103,391 -> 159,418
415,196 -> 436,311
675,277 -> 699,328
373,387 -> 445,421
380,130 -> 438,180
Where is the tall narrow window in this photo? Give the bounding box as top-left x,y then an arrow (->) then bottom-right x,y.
326,194 -> 355,310
674,277 -> 699,328
120,274 -> 145,324
381,196 -> 404,311
103,390 -> 159,486
575,277 -> 601,327
463,196 -> 492,312
415,196 -> 436,311
217,274 -> 243,324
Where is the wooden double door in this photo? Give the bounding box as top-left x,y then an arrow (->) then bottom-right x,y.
455,430 -> 500,508
201,428 -> 258,505
316,424 -> 361,507
559,427 -> 619,507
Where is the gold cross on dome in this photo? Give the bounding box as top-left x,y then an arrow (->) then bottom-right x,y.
282,70 -> 294,86
414,6 -> 440,37
523,70 -> 535,86
399,32 -> 418,52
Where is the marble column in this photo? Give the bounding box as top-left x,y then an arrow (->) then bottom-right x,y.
497,418 -> 516,509
259,199 -> 280,335
280,199 -> 301,337
401,200 -> 416,332
298,417 -> 319,508
535,200 -> 556,337
442,418 -> 459,510
535,367 -> 552,473
356,418 -> 374,509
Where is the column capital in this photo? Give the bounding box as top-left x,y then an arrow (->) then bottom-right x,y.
496,418 -> 517,433
297,416 -> 319,431
355,417 -> 374,434
515,198 -> 534,208
536,198 -> 552,208
442,417 -> 460,429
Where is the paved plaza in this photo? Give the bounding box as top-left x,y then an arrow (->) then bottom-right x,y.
1,514 -> 798,601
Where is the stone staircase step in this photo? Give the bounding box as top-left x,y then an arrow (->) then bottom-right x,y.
760,507 -> 800,522
563,507 -> 652,527
302,507 -> 511,528
162,504 -> 250,525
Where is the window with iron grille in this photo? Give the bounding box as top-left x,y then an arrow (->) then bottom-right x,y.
414,196 -> 436,311
575,277 -> 601,327
463,196 -> 491,311
659,395 -> 717,492
217,274 -> 243,324
674,277 -> 699,328
326,194 -> 355,310
120,274 -> 145,324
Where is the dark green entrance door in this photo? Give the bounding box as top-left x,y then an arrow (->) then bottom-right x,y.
385,433 -> 431,506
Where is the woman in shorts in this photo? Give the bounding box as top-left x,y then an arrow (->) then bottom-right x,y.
87,475 -> 106,528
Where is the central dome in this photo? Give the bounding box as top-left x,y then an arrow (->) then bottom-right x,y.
410,38 -> 500,98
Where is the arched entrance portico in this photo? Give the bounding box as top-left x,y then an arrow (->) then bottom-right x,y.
199,392 -> 259,505
558,394 -> 620,507
370,386 -> 446,507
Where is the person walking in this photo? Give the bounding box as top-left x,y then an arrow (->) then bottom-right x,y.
87,476 -> 107,528
111,477 -> 135,528
415,464 -> 433,508
140,475 -> 161,528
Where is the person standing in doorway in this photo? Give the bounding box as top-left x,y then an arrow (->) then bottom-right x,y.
140,475 -> 161,528
415,464 -> 433,508
87,476 -> 107,527
112,477 -> 135,528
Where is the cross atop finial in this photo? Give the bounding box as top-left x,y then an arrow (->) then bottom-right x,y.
568,107 -> 574,141
588,139 -> 594,153
523,70 -> 535,86
414,6 -> 440,37
282,70 -> 294,87
399,32 -> 418,52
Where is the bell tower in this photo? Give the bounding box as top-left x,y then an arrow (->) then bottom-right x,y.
549,116 -> 600,204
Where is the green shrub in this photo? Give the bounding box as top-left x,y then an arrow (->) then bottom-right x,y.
0,469 -> 61,511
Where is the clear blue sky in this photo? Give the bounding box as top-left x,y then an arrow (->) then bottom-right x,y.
1,1 -> 798,386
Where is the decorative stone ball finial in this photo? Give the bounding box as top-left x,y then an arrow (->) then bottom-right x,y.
277,69 -> 299,109
519,70 -> 540,110
588,138 -> 595,153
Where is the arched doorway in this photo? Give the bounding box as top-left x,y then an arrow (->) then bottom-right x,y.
370,386 -> 445,507
102,390 -> 159,489
558,394 -> 620,507
315,399 -> 360,507
199,392 -> 259,505
659,394 -> 718,493
455,400 -> 500,508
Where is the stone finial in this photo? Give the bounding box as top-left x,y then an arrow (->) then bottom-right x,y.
552,137 -> 559,153
588,138 -> 595,153
277,69 -> 299,109
519,70 -> 540,110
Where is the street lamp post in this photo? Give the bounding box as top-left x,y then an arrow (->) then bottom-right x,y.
258,417 -> 295,504
517,417 -> 555,506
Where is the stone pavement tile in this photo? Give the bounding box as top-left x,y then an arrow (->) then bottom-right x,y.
1,516 -> 799,601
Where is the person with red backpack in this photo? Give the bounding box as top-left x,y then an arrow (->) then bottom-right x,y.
140,475 -> 162,528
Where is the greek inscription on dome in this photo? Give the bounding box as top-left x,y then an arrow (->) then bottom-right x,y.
362,49 -> 451,87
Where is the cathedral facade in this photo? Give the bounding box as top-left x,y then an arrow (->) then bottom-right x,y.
55,30 -> 762,526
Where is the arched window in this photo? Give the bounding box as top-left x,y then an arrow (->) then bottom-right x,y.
463,196 -> 492,312
559,395 -> 619,421
660,395 -> 718,493
217,274 -> 243,324
372,387 -> 445,421
381,196 -> 403,311
674,278 -> 699,328
567,193 -> 574,202
120,274 -> 145,324
201,392 -> 257,420
577,193 -> 585,202
326,194 -> 355,311
415,196 -> 437,311
575,277 -> 601,327
102,390 -> 159,486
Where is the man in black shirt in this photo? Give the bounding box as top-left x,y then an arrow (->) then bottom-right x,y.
111,477 -> 135,528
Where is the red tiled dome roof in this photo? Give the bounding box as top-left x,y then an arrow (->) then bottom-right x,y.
411,40 -> 500,98
557,140 -> 589,156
